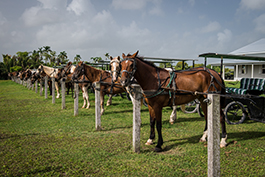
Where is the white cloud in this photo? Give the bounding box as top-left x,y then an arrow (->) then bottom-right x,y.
217,29 -> 232,43
148,0 -> 163,16
119,21 -> 150,38
67,0 -> 94,16
240,0 -> 265,10
20,5 -> 64,27
37,0 -> 67,9
0,11 -> 7,25
201,21 -> 221,33
111,0 -> 147,10
254,14 -> 265,33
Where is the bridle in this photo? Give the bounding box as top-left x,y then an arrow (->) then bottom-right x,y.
110,58 -> 121,81
120,58 -> 137,86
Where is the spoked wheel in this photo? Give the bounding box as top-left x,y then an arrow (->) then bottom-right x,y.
224,101 -> 247,125
180,99 -> 199,114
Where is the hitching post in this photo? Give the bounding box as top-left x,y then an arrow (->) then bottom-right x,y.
40,80 -> 43,96
74,83 -> 79,116
27,80 -> 30,90
207,94 -> 220,177
61,78 -> 66,109
52,77 -> 55,104
32,80 -> 34,91
35,80 -> 38,93
95,82 -> 101,130
45,76 -> 48,99
132,84 -> 142,153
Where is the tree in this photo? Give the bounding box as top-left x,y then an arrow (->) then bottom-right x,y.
74,54 -> 81,64
42,46 -> 52,64
58,51 -> 68,65
90,56 -> 102,63
174,61 -> 189,70
105,53 -> 110,60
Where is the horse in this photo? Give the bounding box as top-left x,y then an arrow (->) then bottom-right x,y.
31,71 -> 53,95
110,56 -> 177,123
36,65 -> 60,98
54,62 -> 92,109
119,51 -> 227,152
71,61 -> 127,115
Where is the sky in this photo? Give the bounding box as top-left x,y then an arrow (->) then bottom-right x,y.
0,0 -> 265,65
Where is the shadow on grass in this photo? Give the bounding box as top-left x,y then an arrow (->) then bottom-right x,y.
0,132 -> 40,139
143,131 -> 265,153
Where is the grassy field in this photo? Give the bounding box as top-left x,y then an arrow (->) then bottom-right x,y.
0,80 -> 265,176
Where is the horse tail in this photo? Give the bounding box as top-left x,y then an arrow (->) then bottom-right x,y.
208,68 -> 226,108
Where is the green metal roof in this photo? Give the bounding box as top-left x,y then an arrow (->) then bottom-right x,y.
199,53 -> 265,61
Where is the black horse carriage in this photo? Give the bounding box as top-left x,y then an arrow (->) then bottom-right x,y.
199,53 -> 265,124
224,78 -> 265,124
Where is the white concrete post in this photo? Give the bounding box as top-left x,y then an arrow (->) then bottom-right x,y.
52,77 -> 55,104
132,84 -> 142,153
95,82 -> 101,130
207,94 -> 220,177
74,83 -> 79,116
35,80 -> 38,93
45,76 -> 48,99
61,78 -> 66,109
32,80 -> 34,91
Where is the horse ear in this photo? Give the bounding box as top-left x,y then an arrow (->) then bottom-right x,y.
110,56 -> 113,60
122,53 -> 126,58
117,56 -> 120,61
131,50 -> 139,58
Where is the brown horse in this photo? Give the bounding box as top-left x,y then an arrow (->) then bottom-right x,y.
55,62 -> 92,109
72,61 -> 127,115
119,51 -> 227,152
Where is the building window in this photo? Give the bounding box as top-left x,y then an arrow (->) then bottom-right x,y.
262,64 -> 265,74
242,65 -> 246,74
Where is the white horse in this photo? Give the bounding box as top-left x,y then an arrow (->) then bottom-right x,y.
37,65 -> 60,98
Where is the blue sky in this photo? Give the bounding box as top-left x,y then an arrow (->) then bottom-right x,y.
0,0 -> 265,65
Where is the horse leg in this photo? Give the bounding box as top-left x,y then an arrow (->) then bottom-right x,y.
84,85 -> 90,109
199,101 -> 208,142
55,82 -> 60,98
100,91 -> 105,115
154,106 -> 163,152
169,105 -> 177,124
145,105 -> 156,146
81,86 -> 86,109
106,94 -> 112,106
220,109 -> 227,148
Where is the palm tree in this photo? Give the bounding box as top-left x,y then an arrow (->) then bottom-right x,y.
50,51 -> 56,66
42,46 -> 52,64
38,47 -> 44,63
58,51 -> 68,65
74,54 -> 81,64
105,53 -> 110,60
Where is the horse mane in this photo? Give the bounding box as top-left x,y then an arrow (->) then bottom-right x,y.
125,53 -> 165,71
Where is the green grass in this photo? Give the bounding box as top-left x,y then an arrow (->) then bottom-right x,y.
0,80 -> 265,176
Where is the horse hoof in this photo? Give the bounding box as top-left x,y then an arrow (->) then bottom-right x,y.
220,143 -> 227,148
199,139 -> 206,142
154,147 -> 162,152
145,139 -> 153,145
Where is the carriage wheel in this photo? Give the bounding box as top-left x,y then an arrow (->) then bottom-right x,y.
180,100 -> 198,114
224,101 -> 247,125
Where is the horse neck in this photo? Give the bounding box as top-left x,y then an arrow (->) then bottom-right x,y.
84,64 -> 107,82
134,58 -> 161,90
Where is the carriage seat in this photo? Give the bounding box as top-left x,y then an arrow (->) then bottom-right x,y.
226,78 -> 265,95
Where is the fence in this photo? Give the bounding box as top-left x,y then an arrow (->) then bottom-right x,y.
11,77 -> 221,177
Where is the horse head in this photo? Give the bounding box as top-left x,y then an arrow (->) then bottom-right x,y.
109,56 -> 121,82
71,61 -> 84,82
120,51 -> 139,87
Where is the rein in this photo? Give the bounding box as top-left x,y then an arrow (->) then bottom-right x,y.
121,57 -> 225,102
